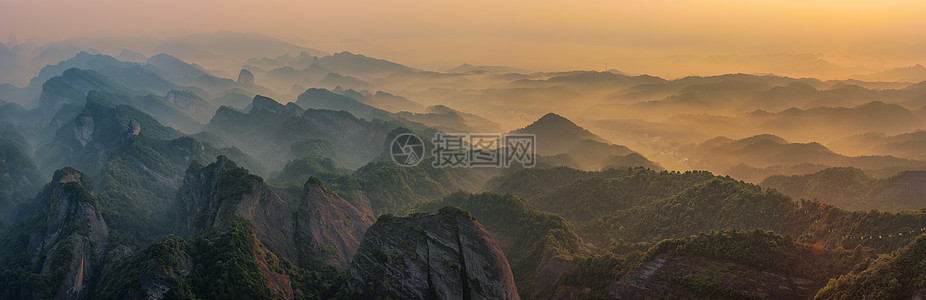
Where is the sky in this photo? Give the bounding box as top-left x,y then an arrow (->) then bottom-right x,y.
2,0 -> 925,78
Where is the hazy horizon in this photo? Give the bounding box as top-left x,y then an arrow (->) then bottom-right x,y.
3,0 -> 926,79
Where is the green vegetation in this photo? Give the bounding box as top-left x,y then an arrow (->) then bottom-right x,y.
484,166 -> 592,199
274,156 -> 350,186
559,230 -> 874,299
0,127 -> 44,222
0,167 -> 98,300
95,219 -> 352,299
816,234 -> 926,299
415,192 -> 583,297
761,167 -> 926,212
558,252 -> 642,299
32,94 -> 264,248
489,166 -> 926,253
291,138 -> 336,159
530,168 -> 715,224
94,234 -> 195,299
355,159 -> 485,215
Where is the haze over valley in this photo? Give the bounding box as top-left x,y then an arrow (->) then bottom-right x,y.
1,1 -> 926,299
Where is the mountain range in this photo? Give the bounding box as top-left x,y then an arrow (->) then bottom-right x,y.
0,34 -> 925,299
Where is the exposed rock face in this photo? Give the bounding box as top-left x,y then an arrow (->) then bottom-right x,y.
349,207 -> 520,299
179,156 -> 371,268
26,168 -> 108,300
237,69 -> 255,85
297,182 -> 373,268
179,156 -> 297,260
531,256 -> 578,300
74,115 -> 94,146
126,119 -> 141,136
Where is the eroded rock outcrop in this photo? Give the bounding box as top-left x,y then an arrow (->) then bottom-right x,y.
296,180 -> 373,268
179,156 -> 371,268
74,115 -> 94,146
26,167 -> 109,300
349,207 -> 520,299
237,69 -> 255,85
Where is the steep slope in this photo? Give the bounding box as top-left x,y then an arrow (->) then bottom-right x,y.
414,192 -> 584,298
93,220 -> 351,300
179,156 -> 372,269
34,92 -> 259,246
205,94 -> 412,170
1,168 -> 108,299
349,207 -> 519,299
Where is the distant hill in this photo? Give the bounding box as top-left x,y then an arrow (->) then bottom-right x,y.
831,130 -> 926,160
851,64 -> 926,83
511,113 -> 658,170
443,63 -> 530,74
208,94 -> 435,170
154,30 -> 326,69
510,71 -> 666,91
761,167 -> 926,212
37,71 -> 202,132
395,104 -> 501,133
679,133 -> 926,182
313,51 -> 415,76
295,88 -> 393,121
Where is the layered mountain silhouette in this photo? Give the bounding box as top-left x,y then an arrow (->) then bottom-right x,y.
761,167 -> 926,212
679,133 -> 926,182
511,113 -> 660,170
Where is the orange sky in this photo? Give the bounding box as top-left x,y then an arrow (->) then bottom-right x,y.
2,0 -> 925,78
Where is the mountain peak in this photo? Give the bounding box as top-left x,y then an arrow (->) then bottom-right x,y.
518,113 -> 602,142
52,167 -> 93,189
537,112 -> 571,124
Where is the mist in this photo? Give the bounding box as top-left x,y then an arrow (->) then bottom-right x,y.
2,1 -> 926,299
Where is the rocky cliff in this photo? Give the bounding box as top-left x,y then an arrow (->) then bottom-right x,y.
296,180 -> 373,268
238,69 -> 255,85
26,167 -> 109,300
349,206 -> 520,299
179,156 -> 371,268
